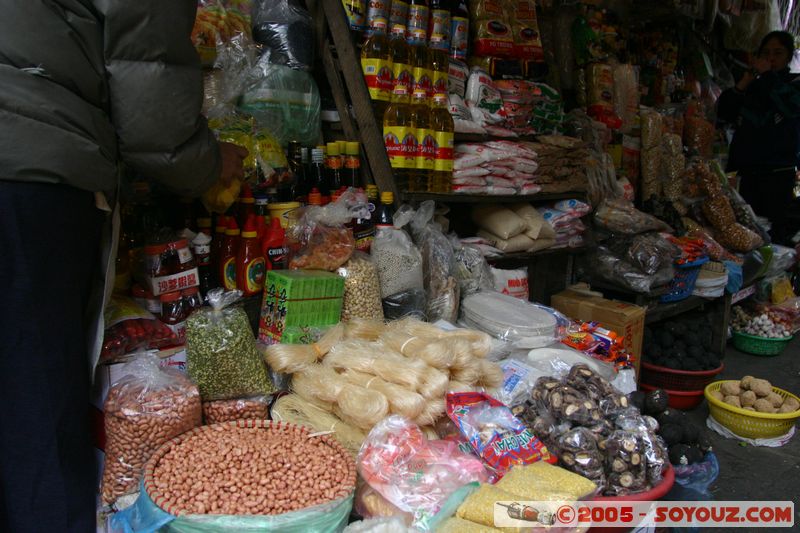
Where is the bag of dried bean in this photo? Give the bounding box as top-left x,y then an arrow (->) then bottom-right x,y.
101,353 -> 202,505
186,289 -> 274,400
337,252 -> 384,321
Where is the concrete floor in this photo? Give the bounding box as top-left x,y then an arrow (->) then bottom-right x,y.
679,335 -> 800,530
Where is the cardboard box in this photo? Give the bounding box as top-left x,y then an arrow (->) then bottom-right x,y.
551,290 -> 646,376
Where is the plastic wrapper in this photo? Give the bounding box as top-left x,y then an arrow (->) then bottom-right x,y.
470,205 -> 527,239
640,146 -> 662,201
668,451 -> 719,500
186,289 -> 274,400
252,0 -> 314,70
288,189 -> 367,270
339,252 -> 384,321
627,233 -> 682,276
541,383 -> 601,425
450,239 -> 495,296
684,114 -> 715,158
612,409 -> 668,485
496,461 -> 598,500
354,483 -> 413,525
592,246 -> 675,294
382,288 -> 427,321
357,416 -> 488,531
715,223 -> 763,253
409,202 -> 459,323
101,354 -> 202,504
465,69 -> 507,126
526,346 -> 617,383
601,430 -> 648,496
101,296 -> 181,360
201,395 -> 271,424
554,428 -> 606,490
594,198 -> 672,235
372,213 -> 424,298
613,64 -> 639,133
446,391 -> 553,478
725,186 -> 771,244
565,364 -> 629,418
660,134 -> 686,200
460,291 -> 559,348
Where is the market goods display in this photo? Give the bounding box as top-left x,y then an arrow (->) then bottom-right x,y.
708,377 -> 800,414
642,316 -> 720,372
101,355 -> 202,504
202,396 -> 270,424
524,135 -> 590,194
731,308 -> 792,339
452,141 -> 541,194
145,420 -> 356,517
186,289 -> 274,400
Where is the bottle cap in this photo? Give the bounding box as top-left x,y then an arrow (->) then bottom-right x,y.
215,215 -> 228,232
331,190 -> 343,202
225,218 -> 240,236
380,191 -> 394,204
242,214 -> 259,238
366,184 -> 379,197
253,193 -> 269,206
337,140 -> 347,154
345,142 -> 360,155
159,291 -> 182,302
308,189 -> 323,205
326,142 -> 340,156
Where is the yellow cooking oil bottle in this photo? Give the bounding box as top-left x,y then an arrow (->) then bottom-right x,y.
382,82 -> 416,191
389,24 -> 413,95
361,24 -> 393,117
429,92 -> 454,192
409,86 -> 433,192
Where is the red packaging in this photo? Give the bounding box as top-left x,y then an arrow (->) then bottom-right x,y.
446,391 -> 555,479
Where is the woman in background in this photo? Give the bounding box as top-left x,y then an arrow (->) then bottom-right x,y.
718,31 -> 800,244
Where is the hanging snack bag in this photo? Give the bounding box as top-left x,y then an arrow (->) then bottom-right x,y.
469,0 -> 514,57
446,391 -> 554,479
101,354 -> 201,504
507,0 -> 543,61
186,289 -> 274,400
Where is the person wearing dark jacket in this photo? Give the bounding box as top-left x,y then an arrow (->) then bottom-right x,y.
0,1 -> 247,531
717,31 -> 800,244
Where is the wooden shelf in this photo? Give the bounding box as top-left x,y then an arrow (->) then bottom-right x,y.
400,191 -> 587,203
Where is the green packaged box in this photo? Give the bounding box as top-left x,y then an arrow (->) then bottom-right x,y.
258,270 -> 344,344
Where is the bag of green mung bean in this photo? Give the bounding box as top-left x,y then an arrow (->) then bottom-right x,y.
186,289 -> 274,400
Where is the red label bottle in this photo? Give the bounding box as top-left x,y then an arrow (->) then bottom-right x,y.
219,218 -> 240,291
237,215 -> 266,296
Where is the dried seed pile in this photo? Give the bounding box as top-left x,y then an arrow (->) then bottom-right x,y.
149,423 -> 356,516
339,255 -> 383,321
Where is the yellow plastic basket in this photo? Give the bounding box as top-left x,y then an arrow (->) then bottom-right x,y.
705,381 -> 800,439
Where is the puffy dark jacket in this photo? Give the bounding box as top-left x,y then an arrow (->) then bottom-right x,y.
0,0 -> 220,196
717,68 -> 800,173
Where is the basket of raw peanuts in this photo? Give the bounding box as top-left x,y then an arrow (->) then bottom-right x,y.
142,419 -> 357,530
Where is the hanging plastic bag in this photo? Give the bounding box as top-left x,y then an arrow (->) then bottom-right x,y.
252,0 -> 314,70
409,201 -> 459,323
186,289 -> 274,400
371,209 -> 425,299
450,237 -> 495,297
594,198 -> 672,235
666,452 -> 720,501
357,416 -> 488,531
101,354 -> 202,505
287,188 -> 368,271
101,296 -> 181,360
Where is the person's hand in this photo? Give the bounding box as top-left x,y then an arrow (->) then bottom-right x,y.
218,141 -> 249,186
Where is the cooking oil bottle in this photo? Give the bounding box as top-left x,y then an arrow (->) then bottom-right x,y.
409,86 -> 433,192
383,83 -> 416,191
429,45 -> 449,99
406,0 -> 430,45
361,25 -> 393,117
429,92 -> 454,192
389,25 -> 413,95
409,43 -> 432,100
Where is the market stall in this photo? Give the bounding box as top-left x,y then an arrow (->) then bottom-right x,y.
90,0 -> 800,531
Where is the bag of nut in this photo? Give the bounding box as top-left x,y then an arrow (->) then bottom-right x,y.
337,252 -> 384,321
101,353 -> 202,505
202,395 -> 271,424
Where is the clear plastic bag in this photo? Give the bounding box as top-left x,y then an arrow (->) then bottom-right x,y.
287,189 -> 367,271
460,291 -> 559,348
339,252 -> 384,321
450,238 -> 495,297
101,296 -> 181,360
409,202 -> 459,323
554,428 -> 606,490
627,233 -> 682,276
371,219 -> 424,299
101,354 -> 202,504
667,451 -> 720,501
602,430 -> 648,496
202,395 -> 271,424
592,246 -> 675,293
357,416 -> 488,531
252,0 -> 314,70
382,288 -> 428,321
186,289 -> 274,400
594,198 -> 672,235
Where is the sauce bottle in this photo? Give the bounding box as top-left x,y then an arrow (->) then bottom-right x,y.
406,0 -> 429,45
353,187 -> 377,252
159,291 -> 187,343
307,188 -> 323,206
309,147 -> 327,197
410,86 -> 434,192
325,142 -> 344,196
429,92 -> 455,192
196,216 -> 213,236
361,25 -> 393,117
238,183 -> 255,227
342,0 -> 366,35
237,215 -> 266,296
182,287 -> 204,316
429,45 -> 449,98
344,142 -> 361,188
212,215 -> 227,272
262,217 -> 288,270
219,218 -> 240,291
450,0 -> 469,60
375,191 -> 396,228
383,82 -> 416,191
192,231 -> 216,296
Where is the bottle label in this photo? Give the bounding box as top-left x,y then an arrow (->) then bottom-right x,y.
366,0 -> 389,34
244,257 -> 266,294
267,246 -> 288,270
384,126 -> 417,169
177,246 -> 193,264
406,4 -> 429,44
429,8 -> 451,50
223,257 -> 237,290
412,66 -> 432,97
354,226 -> 376,252
389,0 -> 408,34
345,156 -> 361,170
416,128 -> 436,170
392,62 -> 413,93
343,0 -> 366,31
327,157 -> 344,170
195,251 -> 211,267
432,68 -> 448,97
450,16 -> 469,59
361,58 -> 393,102
433,130 -> 454,171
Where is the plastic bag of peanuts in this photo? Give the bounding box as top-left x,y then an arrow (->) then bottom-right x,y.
338,252 -> 384,321
101,353 -> 202,505
202,395 -> 271,424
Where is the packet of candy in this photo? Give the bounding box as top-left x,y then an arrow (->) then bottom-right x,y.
446,391 -> 555,480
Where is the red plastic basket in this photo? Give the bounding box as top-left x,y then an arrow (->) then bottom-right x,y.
640,383 -> 705,409
639,361 -> 724,391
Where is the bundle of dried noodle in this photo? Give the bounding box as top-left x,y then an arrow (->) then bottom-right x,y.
450,358 -> 482,385
445,329 -> 492,358
343,318 -> 386,341
334,385 -> 389,431
414,398 -> 446,426
271,394 -> 366,457
323,341 -> 429,390
450,338 -> 477,370
290,364 -> 345,404
263,323 -> 345,374
419,368 -> 450,399
380,330 -> 456,370
385,317 -> 446,339
476,359 -> 504,389
341,370 -> 426,419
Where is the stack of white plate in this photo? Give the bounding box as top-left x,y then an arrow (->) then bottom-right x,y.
461,291 -> 557,347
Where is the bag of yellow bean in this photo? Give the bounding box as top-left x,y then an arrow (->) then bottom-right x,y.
495,462 -> 598,501
439,516 -> 503,532
456,485 -> 523,527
